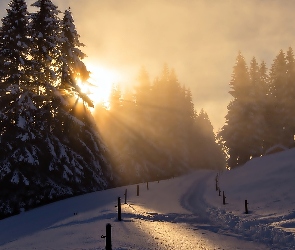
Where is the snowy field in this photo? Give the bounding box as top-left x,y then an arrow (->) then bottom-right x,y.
0,149 -> 294,249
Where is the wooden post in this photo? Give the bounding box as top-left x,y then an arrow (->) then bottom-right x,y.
215,173 -> 219,191
124,189 -> 127,204
245,200 -> 249,214
137,185 -> 139,196
117,197 -> 121,221
147,181 -> 149,190
223,191 -> 226,205
101,223 -> 112,250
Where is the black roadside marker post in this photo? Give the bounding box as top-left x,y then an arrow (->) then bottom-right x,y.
137,184 -> 139,196
101,223 -> 112,250
117,197 -> 121,221
215,174 -> 219,191
223,191 -> 226,205
124,189 -> 127,204
245,200 -> 249,214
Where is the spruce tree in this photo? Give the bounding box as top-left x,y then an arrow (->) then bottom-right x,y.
268,50 -> 288,146
257,61 -> 271,152
29,0 -> 61,91
0,0 -> 30,87
60,8 -> 92,107
248,57 -> 264,157
0,0 -> 112,219
134,67 -> 152,138
219,52 -> 251,168
284,47 -> 295,146
193,110 -> 225,169
0,0 -> 30,138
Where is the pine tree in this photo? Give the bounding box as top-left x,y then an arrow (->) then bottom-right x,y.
135,66 -> 151,107
257,61 -> 271,152
181,87 -> 196,166
29,0 -> 61,91
0,0 -> 36,171
219,52 -> 251,168
0,1 -> 113,219
193,110 -> 225,169
0,0 -> 31,140
268,50 -> 288,146
284,47 -> 295,146
134,67 -> 152,137
247,57 -> 265,157
0,0 -> 30,87
60,8 -> 92,107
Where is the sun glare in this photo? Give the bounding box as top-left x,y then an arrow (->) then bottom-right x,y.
77,64 -> 120,108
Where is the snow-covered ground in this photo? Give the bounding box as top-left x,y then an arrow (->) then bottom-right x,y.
0,148 -> 294,250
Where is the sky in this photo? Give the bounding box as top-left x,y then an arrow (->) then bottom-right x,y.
1,0 -> 295,130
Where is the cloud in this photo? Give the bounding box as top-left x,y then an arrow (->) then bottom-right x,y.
1,0 -> 295,129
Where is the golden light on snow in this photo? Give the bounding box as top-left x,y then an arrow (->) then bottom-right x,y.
124,204 -> 216,250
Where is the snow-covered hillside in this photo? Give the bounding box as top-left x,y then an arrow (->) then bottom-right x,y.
0,148 -> 294,249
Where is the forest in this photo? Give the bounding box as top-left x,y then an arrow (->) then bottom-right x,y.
0,0 -> 224,219
93,65 -> 225,184
219,49 -> 295,168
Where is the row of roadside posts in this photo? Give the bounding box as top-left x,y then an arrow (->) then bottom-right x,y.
101,181 -> 152,250
215,173 -> 249,214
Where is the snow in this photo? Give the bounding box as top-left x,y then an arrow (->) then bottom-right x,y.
10,170 -> 19,184
17,116 -> 26,129
0,148 -> 294,249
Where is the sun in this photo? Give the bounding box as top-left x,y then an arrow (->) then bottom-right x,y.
78,64 -> 120,108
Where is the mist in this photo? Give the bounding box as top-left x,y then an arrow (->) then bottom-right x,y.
1,0 -> 295,130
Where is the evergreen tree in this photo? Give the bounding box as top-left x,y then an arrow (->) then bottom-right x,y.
257,61 -> 271,152
248,57 -> 264,157
0,0 -> 31,143
219,52 -> 251,168
193,110 -> 225,169
181,87 -> 196,166
284,47 -> 295,146
0,1 -> 112,219
60,8 -> 92,107
29,0 -> 61,91
0,0 -> 30,87
268,50 -> 288,146
134,67 -> 153,139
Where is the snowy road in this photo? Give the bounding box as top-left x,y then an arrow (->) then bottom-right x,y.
0,171 -> 271,249
114,171 -> 269,250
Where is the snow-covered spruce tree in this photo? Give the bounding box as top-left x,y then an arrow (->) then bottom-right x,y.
247,57 -> 266,157
0,0 -> 35,217
219,52 -> 252,168
268,50 -> 289,147
264,48 -> 295,149
257,61 -> 270,152
0,0 -> 31,126
283,47 -> 295,147
29,0 -> 61,89
0,1 -> 112,219
59,8 -> 92,107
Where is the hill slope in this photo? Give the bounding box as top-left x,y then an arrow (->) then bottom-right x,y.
0,148 -> 294,249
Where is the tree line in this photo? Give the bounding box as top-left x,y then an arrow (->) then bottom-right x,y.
0,0 -> 225,218
94,65 -> 225,185
0,0 -> 111,218
219,48 -> 295,168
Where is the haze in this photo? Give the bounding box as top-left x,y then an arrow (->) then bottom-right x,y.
1,0 -> 294,130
